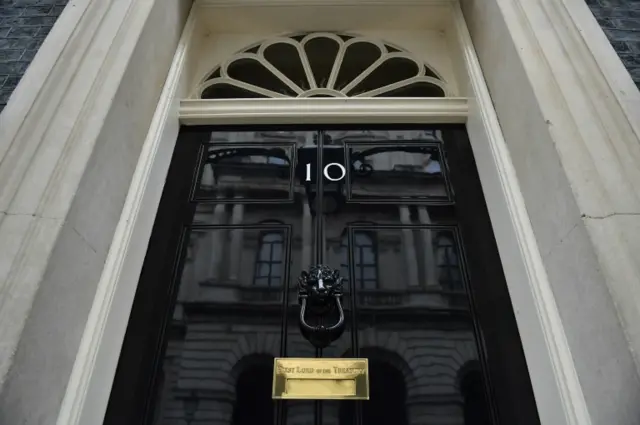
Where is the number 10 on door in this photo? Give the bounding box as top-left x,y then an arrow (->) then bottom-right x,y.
305,163 -> 346,182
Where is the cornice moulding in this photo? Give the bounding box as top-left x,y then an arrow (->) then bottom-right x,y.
197,0 -> 455,7
179,98 -> 469,125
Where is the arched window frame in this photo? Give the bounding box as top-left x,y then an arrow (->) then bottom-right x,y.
253,221 -> 285,286
193,32 -> 449,100
340,223 -> 379,289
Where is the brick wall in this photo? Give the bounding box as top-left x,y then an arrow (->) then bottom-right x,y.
586,0 -> 640,89
0,0 -> 68,112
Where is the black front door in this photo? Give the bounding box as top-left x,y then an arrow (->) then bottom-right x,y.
104,126 -> 541,425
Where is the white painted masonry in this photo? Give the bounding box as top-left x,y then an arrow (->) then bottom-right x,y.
0,0 -> 637,424
0,0 -> 192,423
462,1 -> 640,423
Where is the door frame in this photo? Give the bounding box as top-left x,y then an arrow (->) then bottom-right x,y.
56,3 -> 589,425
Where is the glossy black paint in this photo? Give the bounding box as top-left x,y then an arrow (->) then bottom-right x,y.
104,125 -> 541,425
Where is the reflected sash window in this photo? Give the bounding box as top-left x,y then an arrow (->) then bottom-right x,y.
254,231 -> 284,286
341,231 -> 378,289
434,232 -> 462,290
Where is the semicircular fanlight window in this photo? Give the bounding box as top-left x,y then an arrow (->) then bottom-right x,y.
196,32 -> 447,99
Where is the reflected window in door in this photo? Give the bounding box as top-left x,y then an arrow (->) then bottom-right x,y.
340,230 -> 378,289
266,156 -> 287,165
434,231 -> 463,290
254,231 -> 284,286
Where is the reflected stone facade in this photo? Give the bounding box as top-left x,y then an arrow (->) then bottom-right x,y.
149,130 -> 490,425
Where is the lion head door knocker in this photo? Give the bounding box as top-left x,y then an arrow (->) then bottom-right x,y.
298,265 -> 346,349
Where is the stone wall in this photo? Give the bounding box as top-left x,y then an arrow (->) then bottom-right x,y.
0,0 -> 68,111
586,0 -> 640,87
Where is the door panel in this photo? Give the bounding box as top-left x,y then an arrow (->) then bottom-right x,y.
104,126 -> 540,425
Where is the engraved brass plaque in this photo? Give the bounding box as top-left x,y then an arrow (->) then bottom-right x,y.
272,358 -> 369,400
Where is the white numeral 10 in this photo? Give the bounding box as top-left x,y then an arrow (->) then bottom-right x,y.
305,162 -> 346,182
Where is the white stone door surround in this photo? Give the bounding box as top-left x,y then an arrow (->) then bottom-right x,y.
0,1 -> 639,425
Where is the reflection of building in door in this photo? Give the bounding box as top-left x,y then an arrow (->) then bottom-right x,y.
150,130 -> 492,425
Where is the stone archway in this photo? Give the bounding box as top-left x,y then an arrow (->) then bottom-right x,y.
231,354 -> 275,425
456,360 -> 492,425
334,346 -> 411,425
333,328 -> 414,384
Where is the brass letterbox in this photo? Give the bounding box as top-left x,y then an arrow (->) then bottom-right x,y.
272,358 -> 369,400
